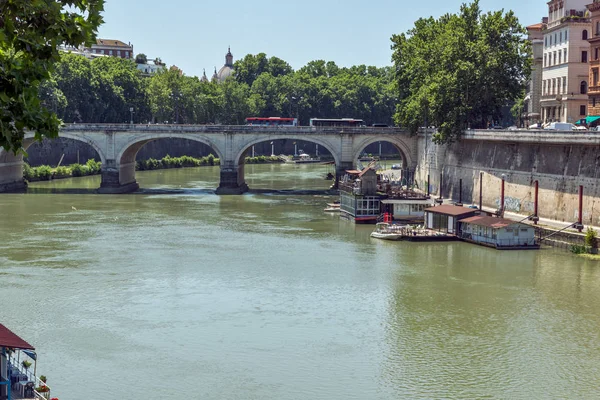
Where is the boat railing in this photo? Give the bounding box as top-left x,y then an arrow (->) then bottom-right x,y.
7,351 -> 52,399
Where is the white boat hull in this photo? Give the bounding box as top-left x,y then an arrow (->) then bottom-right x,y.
370,232 -> 402,240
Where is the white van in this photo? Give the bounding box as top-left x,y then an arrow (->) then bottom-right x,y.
544,122 -> 574,131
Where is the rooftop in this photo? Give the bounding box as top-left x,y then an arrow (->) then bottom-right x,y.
460,216 -> 527,229
94,39 -> 132,48
0,323 -> 34,350
424,205 -> 478,216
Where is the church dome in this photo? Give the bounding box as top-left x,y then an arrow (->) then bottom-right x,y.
216,47 -> 234,83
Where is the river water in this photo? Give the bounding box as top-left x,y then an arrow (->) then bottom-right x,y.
1,163 -> 600,399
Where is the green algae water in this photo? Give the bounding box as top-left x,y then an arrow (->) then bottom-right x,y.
1,162 -> 600,399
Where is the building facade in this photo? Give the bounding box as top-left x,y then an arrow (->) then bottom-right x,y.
89,39 -> 134,59
540,0 -> 591,124
524,22 -> 545,126
587,0 -> 600,118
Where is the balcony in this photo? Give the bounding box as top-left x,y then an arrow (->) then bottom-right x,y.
589,85 -> 600,93
590,59 -> 600,67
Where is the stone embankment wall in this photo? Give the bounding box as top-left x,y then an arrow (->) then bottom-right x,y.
415,131 -> 600,226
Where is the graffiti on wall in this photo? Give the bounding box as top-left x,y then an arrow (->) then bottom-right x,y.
495,196 -> 522,212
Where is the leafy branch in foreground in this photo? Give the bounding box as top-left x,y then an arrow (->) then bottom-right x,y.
0,0 -> 104,154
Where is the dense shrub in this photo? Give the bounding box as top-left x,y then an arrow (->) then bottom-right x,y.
70,163 -> 84,177
23,163 -> 36,181
36,165 -> 53,180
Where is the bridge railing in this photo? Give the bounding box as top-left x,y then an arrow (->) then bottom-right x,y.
61,123 -> 408,135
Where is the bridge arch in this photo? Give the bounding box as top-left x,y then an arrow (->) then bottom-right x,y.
234,135 -> 340,168
110,133 -> 224,191
0,132 -> 108,192
351,135 -> 415,168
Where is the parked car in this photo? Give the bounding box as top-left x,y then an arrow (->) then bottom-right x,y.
543,122 -> 574,131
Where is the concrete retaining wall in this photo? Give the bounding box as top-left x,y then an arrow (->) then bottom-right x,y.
416,131 -> 600,225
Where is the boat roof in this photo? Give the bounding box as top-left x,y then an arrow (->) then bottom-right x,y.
382,199 -> 433,205
460,216 -> 529,229
424,205 -> 478,216
0,323 -> 35,350
346,170 -> 361,174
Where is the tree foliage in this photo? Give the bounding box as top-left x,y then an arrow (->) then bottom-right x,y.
0,0 -> 104,153
48,52 -> 397,126
391,0 -> 530,143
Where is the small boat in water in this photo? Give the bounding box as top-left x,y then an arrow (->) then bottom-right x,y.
370,222 -> 407,240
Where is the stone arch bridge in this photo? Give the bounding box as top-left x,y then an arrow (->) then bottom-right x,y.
0,124 -> 417,194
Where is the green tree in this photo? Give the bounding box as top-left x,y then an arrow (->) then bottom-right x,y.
0,0 -> 104,153
391,0 -> 530,143
135,53 -> 148,64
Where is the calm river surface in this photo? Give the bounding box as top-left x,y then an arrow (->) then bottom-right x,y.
1,163 -> 600,399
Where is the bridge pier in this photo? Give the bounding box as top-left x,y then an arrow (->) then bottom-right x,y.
216,168 -> 248,195
0,151 -> 27,193
334,162 -> 354,189
97,161 -> 139,194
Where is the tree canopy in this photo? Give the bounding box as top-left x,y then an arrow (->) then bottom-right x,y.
0,0 -> 104,153
46,52 -> 397,126
391,0 -> 530,143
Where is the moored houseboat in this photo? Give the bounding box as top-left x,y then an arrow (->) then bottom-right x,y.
339,167 -> 381,223
458,216 -> 540,250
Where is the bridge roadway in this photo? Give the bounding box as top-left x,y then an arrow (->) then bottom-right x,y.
0,124 -> 418,194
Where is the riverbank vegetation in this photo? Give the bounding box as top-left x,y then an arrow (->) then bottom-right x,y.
24,155 -> 283,181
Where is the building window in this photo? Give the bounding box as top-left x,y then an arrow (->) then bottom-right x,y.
554,51 -> 557,65
563,77 -> 567,93
543,81 -> 546,95
564,49 -> 568,62
583,30 -> 589,40
594,70 -> 599,86
581,81 -> 588,94
117,50 -> 121,57
582,51 -> 588,63
565,30 -> 568,40
109,50 -> 113,55
560,31 -> 562,42
580,105 -> 586,116
559,51 -> 562,64
593,98 -> 596,107
553,79 -> 557,94
125,51 -> 129,58
100,49 -> 104,54
545,37 -> 548,47
544,54 -> 547,67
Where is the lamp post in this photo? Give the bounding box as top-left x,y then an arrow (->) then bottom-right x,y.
252,145 -> 255,158
129,107 -> 134,125
271,141 -> 274,157
292,96 -> 303,125
316,144 -> 319,157
294,141 -> 298,157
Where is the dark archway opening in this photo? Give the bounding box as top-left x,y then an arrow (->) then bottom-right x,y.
355,141 -> 414,187
25,137 -> 101,167
241,139 -> 335,192
131,138 -> 221,190
23,137 -> 103,189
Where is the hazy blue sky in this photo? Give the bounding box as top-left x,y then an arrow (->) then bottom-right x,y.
98,0 -> 547,78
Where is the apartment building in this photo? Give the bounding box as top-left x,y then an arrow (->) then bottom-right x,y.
540,0 -> 591,123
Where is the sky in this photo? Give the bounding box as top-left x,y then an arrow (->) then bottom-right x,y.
97,0 -> 548,78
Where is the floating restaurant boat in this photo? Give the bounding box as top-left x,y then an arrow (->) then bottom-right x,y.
0,323 -> 54,400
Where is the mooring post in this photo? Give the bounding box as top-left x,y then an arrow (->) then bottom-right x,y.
500,174 -> 506,217
435,172 -> 443,204
577,185 -> 584,232
479,172 -> 483,211
534,180 -> 539,224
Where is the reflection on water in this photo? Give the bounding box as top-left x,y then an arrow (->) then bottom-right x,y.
1,163 -> 600,399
